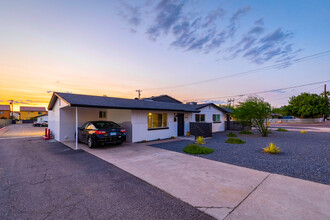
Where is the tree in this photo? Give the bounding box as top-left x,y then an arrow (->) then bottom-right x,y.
234,97 -> 271,137
286,92 -> 329,118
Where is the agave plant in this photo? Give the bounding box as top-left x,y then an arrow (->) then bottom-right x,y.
263,142 -> 280,154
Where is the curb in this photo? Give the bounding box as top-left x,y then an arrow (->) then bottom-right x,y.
0,126 -> 7,132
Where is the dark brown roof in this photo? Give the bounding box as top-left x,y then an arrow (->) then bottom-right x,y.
0,105 -> 10,111
20,106 -> 47,112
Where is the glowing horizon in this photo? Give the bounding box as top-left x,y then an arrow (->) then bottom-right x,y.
1,1 -> 329,111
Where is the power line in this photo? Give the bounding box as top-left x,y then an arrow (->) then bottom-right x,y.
183,79 -> 330,102
144,50 -> 330,91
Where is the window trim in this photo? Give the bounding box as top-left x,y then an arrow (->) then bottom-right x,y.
213,114 -> 221,123
195,114 -> 205,122
148,113 -> 168,130
99,111 -> 107,119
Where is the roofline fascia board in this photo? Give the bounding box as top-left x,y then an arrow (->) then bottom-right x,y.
70,104 -> 200,113
47,93 -> 71,110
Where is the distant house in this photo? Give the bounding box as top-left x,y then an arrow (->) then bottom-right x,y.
48,92 -> 232,143
0,105 -> 10,119
20,106 -> 47,120
36,114 -> 48,122
148,95 -> 182,104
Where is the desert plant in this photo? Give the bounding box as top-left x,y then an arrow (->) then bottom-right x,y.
233,97 -> 271,137
227,132 -> 237,137
195,136 -> 205,145
301,130 -> 307,134
239,130 -> 253,135
171,136 -> 175,139
183,144 -> 214,155
276,128 -> 288,132
141,140 -> 147,143
225,138 -> 246,144
263,142 -> 280,154
157,138 -> 161,140
186,131 -> 191,136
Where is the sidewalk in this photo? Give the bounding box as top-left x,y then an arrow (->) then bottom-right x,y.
63,140 -> 330,220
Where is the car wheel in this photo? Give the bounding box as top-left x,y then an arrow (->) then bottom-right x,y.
87,136 -> 95,148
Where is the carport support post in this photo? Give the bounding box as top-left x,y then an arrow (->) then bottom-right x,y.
75,107 -> 78,150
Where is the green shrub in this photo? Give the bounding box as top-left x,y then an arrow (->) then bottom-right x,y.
195,136 -> 205,145
157,138 -> 161,140
171,136 -> 175,139
301,130 -> 307,134
239,130 -> 253,135
183,144 -> 214,155
141,140 -> 147,143
227,132 -> 237,137
276,128 -> 288,132
263,142 -> 280,154
225,138 -> 246,144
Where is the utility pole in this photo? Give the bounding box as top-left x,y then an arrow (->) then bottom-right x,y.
227,98 -> 235,108
9,100 -> 14,120
324,84 -> 327,121
135,89 -> 142,100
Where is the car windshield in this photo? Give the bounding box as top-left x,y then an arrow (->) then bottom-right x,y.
93,122 -> 121,129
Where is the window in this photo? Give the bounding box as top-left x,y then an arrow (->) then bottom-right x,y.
0,111 -> 3,114
38,112 -> 42,114
213,114 -> 221,123
195,114 -> 205,122
99,111 -> 106,118
148,113 -> 168,129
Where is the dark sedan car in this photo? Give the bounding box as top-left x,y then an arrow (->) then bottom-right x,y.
77,121 -> 126,148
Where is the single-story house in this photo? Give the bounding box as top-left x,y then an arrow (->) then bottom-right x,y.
0,105 -> 10,119
20,106 -> 47,120
48,92 -> 231,146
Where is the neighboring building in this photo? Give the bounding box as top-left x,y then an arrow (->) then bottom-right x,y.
36,114 -> 48,122
48,92 -> 231,143
148,95 -> 182,104
0,105 -> 10,119
20,106 -> 47,120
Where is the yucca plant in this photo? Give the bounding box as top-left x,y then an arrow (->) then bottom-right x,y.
263,142 -> 280,154
301,130 -> 307,134
195,136 -> 205,145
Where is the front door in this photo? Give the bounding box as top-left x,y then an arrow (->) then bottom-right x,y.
177,113 -> 184,136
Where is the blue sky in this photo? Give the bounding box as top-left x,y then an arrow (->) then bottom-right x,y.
0,0 -> 329,109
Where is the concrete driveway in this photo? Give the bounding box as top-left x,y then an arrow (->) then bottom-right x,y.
64,140 -> 330,220
0,124 -> 44,139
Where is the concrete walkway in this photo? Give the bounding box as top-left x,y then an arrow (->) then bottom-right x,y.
63,140 -> 330,220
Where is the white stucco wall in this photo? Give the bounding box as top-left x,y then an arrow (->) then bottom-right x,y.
131,110 -> 184,142
192,105 -> 226,132
48,98 -> 60,140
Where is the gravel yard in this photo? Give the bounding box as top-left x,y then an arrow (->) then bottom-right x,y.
150,130 -> 330,185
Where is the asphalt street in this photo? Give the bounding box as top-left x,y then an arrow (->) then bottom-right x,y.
0,124 -> 44,139
0,137 -> 213,220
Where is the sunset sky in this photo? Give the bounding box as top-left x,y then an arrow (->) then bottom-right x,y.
1,0 -> 329,111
